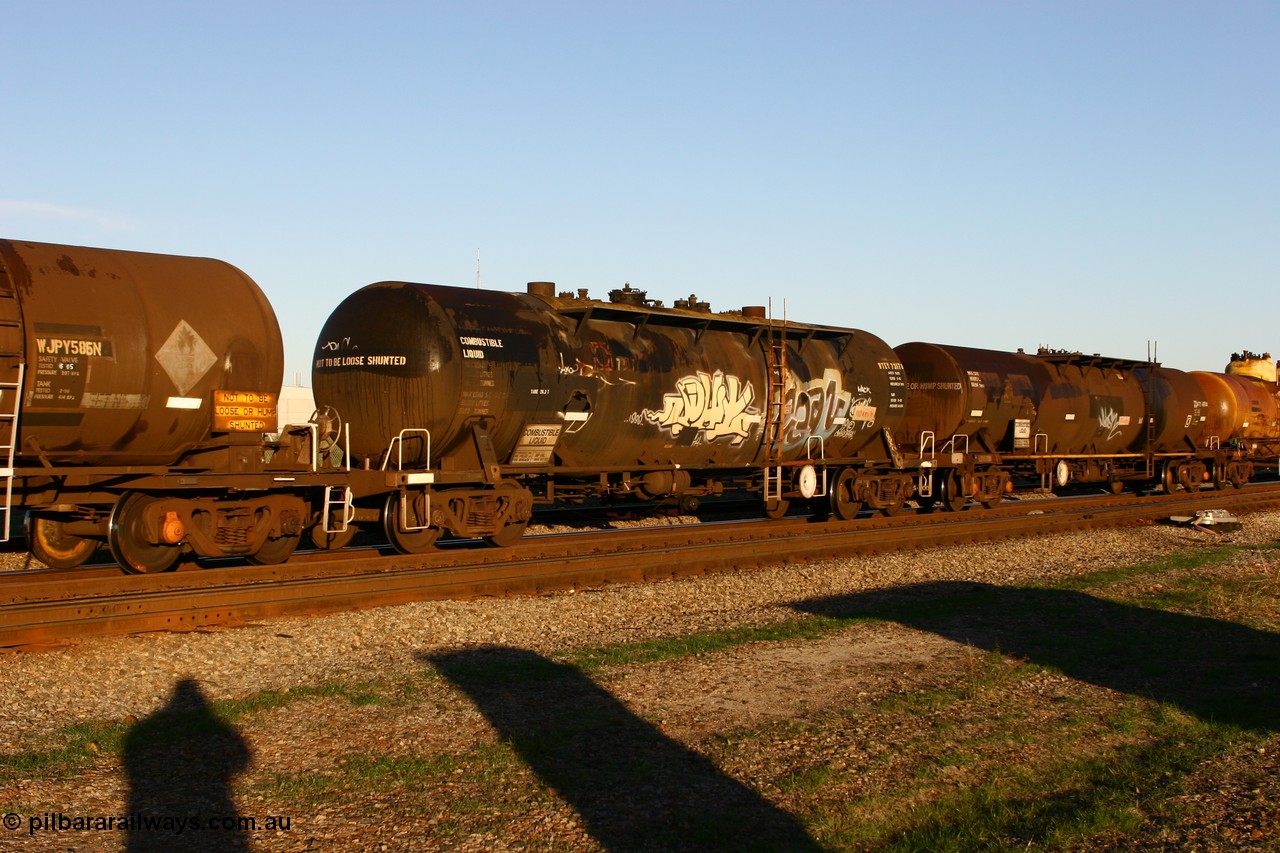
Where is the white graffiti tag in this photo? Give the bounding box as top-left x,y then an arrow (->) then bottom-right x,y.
645,370 -> 763,445
782,368 -> 856,450
1097,406 -> 1121,441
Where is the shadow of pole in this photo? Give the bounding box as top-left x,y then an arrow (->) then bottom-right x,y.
795,581 -> 1280,732
123,678 -> 252,852
424,646 -> 823,852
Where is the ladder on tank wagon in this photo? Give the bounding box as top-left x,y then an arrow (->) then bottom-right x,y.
0,362 -> 23,543
0,272 -> 26,542
763,302 -> 787,505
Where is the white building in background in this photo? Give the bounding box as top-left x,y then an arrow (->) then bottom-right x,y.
277,378 -> 316,427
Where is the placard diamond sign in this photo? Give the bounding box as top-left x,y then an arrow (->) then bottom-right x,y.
155,320 -> 217,395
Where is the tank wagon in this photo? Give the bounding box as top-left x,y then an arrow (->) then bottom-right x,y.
1192,350 -> 1280,467
893,343 -> 1278,499
0,239 -> 337,572
312,281 -> 915,551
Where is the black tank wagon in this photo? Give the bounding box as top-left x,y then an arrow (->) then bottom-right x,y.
312,280 -> 912,550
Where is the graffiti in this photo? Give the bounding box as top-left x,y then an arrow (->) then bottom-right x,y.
781,368 -> 856,450
558,352 -> 637,385
644,367 -> 876,449
645,370 -> 762,445
1089,395 -> 1133,443
1097,406 -> 1121,441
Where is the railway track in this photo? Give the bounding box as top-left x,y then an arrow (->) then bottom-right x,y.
5,485 -> 1280,649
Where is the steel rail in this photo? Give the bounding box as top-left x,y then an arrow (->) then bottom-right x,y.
4,486 -> 1280,648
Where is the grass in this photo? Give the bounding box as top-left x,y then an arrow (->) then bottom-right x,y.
799,693 -> 1248,851
0,676 -> 421,782
1048,544 -> 1245,591
553,615 -> 850,671
852,720 -> 1240,852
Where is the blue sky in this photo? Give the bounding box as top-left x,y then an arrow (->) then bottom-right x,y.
3,1 -> 1276,381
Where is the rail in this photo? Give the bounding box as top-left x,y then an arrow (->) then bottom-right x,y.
5,483 -> 1280,648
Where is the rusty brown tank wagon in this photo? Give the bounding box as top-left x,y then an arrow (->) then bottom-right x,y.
893,341 -> 1277,503
0,239 -> 341,573
311,280 -> 913,552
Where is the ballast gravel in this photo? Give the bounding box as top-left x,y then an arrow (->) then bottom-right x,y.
3,510 -> 1278,750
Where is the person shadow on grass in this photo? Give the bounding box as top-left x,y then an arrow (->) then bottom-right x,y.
123,678 -> 251,852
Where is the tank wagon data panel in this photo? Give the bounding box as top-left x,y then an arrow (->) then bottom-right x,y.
31,323 -> 110,410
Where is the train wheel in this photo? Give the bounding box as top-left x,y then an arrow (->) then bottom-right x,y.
383,492 -> 441,554
26,514 -> 97,569
981,472 -> 1006,508
484,480 -> 533,547
880,496 -> 907,517
764,497 -> 790,519
941,473 -> 967,512
485,518 -> 529,547
1230,468 -> 1248,488
1211,466 -> 1226,491
1107,478 -> 1126,495
310,523 -> 358,550
108,492 -> 182,574
247,533 -> 301,565
830,469 -> 862,521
